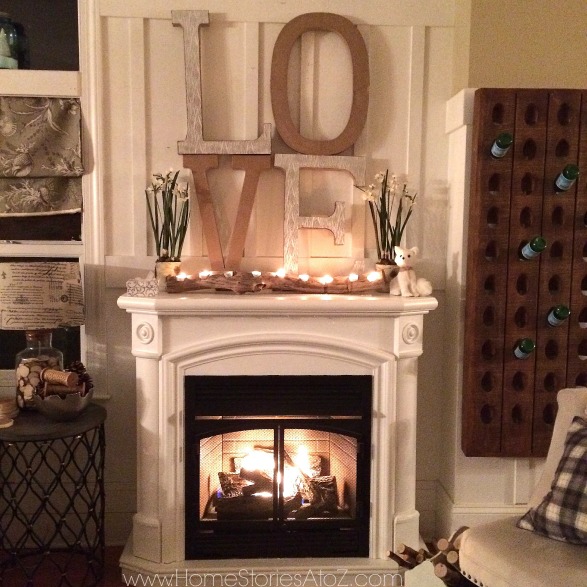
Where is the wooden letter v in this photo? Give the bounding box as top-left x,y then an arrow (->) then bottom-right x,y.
183,154 -> 272,270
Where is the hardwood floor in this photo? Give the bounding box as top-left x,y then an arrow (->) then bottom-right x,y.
102,546 -> 126,586
1,545 -> 126,587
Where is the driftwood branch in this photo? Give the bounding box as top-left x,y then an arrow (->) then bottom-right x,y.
165,270 -> 392,295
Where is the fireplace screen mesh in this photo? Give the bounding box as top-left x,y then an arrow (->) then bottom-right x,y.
199,428 -> 358,522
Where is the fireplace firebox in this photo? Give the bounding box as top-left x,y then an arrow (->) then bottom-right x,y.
185,375 -> 372,559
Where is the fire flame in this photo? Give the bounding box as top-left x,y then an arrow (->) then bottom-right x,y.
238,446 -> 315,498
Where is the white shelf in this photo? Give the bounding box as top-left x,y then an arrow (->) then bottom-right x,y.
0,70 -> 80,97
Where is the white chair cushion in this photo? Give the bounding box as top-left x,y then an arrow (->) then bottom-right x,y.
459,516 -> 587,587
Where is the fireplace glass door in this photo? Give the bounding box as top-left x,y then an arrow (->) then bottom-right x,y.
185,375 -> 372,559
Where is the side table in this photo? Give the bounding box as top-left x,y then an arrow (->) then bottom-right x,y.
0,403 -> 106,586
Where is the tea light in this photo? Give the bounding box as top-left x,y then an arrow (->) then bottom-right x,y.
319,274 -> 333,285
367,271 -> 381,282
348,273 -> 359,282
298,274 -> 310,282
199,270 -> 212,279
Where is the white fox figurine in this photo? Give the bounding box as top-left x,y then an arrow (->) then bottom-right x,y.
389,246 -> 433,297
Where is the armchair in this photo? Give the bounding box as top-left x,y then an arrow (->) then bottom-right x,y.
458,387 -> 587,587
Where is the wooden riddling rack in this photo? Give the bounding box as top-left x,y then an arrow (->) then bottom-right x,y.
463,88 -> 587,457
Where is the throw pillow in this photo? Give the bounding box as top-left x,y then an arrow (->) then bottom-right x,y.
517,416 -> 587,544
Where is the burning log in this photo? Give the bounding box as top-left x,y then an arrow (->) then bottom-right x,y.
292,475 -> 340,519
215,445 -> 341,521
284,493 -> 303,515
218,472 -> 252,498
240,468 -> 273,496
214,495 -> 273,520
308,475 -> 338,510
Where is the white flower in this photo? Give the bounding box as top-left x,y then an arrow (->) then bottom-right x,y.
145,169 -> 191,260
388,174 -> 399,192
355,168 -> 417,262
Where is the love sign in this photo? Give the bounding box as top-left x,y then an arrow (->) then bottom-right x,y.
173,10 -> 370,271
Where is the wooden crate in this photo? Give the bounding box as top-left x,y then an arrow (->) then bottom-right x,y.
462,88 -> 587,457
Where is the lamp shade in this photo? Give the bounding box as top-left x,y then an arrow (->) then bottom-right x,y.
0,261 -> 84,330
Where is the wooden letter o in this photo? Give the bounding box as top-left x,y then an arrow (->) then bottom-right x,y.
271,12 -> 369,155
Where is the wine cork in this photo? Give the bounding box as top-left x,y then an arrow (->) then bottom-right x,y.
41,369 -> 79,388
44,382 -> 85,397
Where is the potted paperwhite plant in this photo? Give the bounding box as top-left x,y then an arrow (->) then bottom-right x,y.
355,169 -> 416,265
145,169 -> 190,286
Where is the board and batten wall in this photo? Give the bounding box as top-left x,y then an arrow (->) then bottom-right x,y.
93,0 -> 455,544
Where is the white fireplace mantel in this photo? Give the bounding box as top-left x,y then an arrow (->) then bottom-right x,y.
117,292 -> 437,581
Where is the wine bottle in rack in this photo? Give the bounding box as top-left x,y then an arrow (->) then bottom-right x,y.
547,305 -> 570,326
519,236 -> 546,260
490,132 -> 513,158
554,164 -> 579,192
514,338 -> 535,359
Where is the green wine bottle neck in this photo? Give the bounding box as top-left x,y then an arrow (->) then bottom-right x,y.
514,338 -> 535,359
547,305 -> 570,326
491,132 -> 513,158
520,236 -> 546,260
555,164 -> 579,191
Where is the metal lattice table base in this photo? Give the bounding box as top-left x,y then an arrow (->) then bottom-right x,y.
0,404 -> 106,587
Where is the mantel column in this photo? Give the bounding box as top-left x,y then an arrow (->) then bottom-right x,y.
393,313 -> 425,550
129,312 -> 163,563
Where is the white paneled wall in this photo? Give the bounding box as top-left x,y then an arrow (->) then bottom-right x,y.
98,1 -> 454,283
88,0 -> 456,543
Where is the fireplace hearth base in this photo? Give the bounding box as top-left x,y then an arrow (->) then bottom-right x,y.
117,292 -> 437,576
